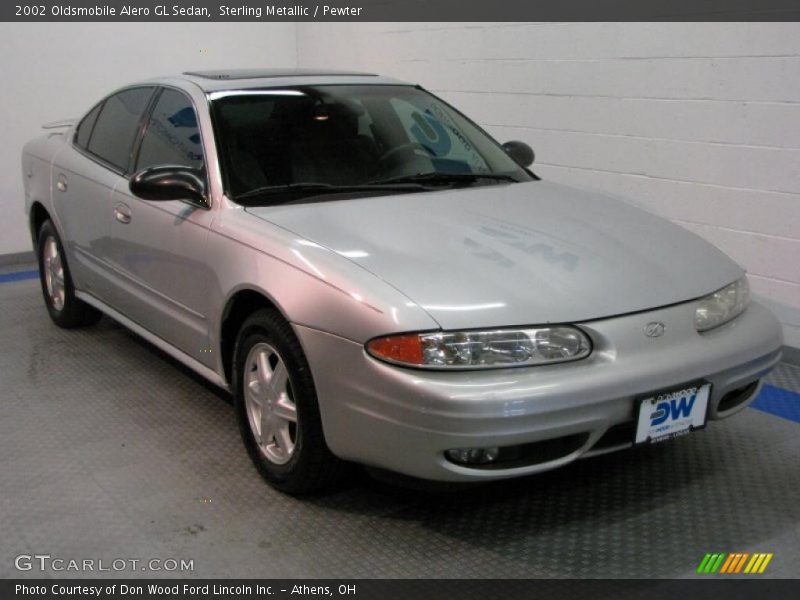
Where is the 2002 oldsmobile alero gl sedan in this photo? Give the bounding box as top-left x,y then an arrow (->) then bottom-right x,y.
22,69 -> 783,493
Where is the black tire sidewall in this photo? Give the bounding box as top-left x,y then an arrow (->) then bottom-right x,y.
37,221 -> 75,325
233,311 -> 320,489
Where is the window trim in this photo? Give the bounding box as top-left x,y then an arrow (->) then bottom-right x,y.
129,87 -> 163,174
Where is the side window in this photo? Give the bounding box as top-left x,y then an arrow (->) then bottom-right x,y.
136,89 -> 204,171
74,102 -> 103,149
86,87 -> 154,170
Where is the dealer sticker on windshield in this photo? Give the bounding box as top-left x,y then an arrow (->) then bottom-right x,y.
635,383 -> 711,444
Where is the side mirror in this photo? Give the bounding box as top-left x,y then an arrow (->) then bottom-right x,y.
502,141 -> 535,168
129,166 -> 206,205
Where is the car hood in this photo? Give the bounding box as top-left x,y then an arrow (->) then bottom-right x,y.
245,181 -> 743,330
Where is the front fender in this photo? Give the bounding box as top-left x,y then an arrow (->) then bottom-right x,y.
206,208 -> 441,378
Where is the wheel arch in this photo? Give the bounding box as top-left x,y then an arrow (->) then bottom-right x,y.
218,286 -> 293,386
29,201 -> 52,245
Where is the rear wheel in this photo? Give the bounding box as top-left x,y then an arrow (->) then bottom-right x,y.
37,220 -> 100,328
233,309 -> 346,494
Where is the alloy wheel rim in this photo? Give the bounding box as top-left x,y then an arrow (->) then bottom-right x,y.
243,342 -> 298,465
43,236 -> 65,311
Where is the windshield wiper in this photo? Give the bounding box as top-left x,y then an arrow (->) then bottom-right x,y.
234,173 -> 520,204
234,181 -> 426,204
367,172 -> 521,187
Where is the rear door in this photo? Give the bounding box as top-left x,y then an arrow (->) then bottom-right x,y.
52,87 -> 155,300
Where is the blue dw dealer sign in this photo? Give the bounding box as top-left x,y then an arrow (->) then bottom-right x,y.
635,384 -> 711,444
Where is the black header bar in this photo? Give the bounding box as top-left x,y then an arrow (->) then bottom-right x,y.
3,0 -> 800,22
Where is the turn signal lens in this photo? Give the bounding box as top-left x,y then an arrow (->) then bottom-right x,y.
367,326 -> 591,369
366,334 -> 424,365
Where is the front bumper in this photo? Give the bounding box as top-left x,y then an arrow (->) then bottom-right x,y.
295,300 -> 783,482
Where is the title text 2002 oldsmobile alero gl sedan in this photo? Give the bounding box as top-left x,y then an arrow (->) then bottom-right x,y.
22,69 -> 783,493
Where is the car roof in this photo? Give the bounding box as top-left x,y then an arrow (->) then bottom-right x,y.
184,68 -> 377,80
144,68 -> 412,92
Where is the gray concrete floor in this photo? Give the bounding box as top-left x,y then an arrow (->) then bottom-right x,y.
1,272 -> 799,579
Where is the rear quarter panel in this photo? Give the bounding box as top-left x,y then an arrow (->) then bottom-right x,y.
22,131 -> 69,240
22,132 -> 64,229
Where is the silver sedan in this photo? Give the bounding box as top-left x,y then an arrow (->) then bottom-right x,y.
22,69 -> 783,493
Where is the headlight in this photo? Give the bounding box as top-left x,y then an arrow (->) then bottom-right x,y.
694,276 -> 750,332
366,326 -> 592,369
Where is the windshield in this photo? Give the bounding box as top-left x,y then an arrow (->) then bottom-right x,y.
209,84 -> 535,204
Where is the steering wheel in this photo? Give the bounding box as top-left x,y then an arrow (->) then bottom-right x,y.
378,142 -> 434,164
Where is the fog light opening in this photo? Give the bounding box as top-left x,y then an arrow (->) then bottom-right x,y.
445,447 -> 500,466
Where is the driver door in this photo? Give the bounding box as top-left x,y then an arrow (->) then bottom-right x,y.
105,87 -> 215,365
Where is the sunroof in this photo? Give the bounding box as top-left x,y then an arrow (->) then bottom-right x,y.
183,69 -> 377,81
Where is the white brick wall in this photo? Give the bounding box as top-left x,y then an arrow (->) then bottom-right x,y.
297,22 -> 800,347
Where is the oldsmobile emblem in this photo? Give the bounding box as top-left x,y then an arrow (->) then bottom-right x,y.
644,322 -> 666,338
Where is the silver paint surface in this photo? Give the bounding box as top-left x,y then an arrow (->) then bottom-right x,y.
246,180 -> 743,329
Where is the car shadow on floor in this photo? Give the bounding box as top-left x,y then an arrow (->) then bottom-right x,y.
304,406 -> 797,577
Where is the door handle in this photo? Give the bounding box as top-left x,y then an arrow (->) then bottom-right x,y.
114,204 -> 132,224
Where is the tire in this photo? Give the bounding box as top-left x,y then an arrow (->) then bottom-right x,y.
233,308 -> 346,494
37,220 -> 101,328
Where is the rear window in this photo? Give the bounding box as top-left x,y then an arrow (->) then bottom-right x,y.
74,102 -> 103,149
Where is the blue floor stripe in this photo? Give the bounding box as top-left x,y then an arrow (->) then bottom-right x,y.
751,383 -> 800,424
0,270 -> 38,283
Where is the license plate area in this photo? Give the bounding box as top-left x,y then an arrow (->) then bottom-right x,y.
634,382 -> 711,445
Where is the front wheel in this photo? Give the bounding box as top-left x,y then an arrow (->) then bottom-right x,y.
37,220 -> 100,328
233,309 -> 346,494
